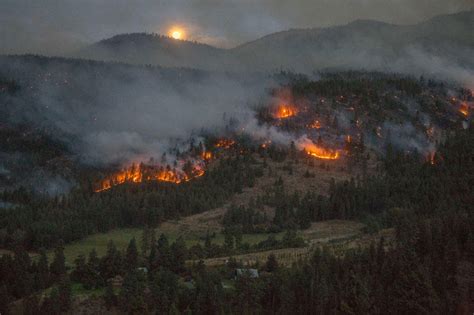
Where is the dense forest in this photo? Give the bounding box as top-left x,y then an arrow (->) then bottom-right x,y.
0,57 -> 473,313
73,124 -> 474,313
0,123 -> 471,314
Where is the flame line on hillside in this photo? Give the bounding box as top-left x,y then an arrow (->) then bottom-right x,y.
94,161 -> 205,192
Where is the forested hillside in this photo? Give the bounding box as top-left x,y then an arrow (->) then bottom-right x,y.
0,55 -> 473,313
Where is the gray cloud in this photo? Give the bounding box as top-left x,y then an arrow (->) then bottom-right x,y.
1,0 -> 472,54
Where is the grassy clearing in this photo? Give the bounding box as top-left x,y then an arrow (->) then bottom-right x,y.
49,228 -> 143,265
56,227 -> 285,265
198,224 -> 395,267
52,220 -> 369,267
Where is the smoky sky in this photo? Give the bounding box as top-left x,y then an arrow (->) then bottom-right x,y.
0,0 -> 472,55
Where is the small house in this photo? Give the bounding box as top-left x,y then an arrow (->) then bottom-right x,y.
235,268 -> 259,279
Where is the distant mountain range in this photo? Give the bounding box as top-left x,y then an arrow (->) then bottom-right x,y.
76,10 -> 474,75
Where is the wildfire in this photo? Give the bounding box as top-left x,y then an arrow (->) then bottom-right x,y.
309,120 -> 321,129
426,125 -> 436,139
215,139 -> 235,149
427,152 -> 436,165
94,162 -> 205,192
202,151 -> 212,160
305,145 -> 340,160
459,103 -> 469,116
273,104 -> 298,119
261,140 -> 272,149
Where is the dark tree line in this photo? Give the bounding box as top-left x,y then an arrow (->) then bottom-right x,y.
0,243 -> 72,315
0,153 -> 264,250
223,126 -> 473,234
6,203 -> 470,314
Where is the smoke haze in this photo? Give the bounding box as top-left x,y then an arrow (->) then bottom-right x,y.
1,0 -> 472,54
0,57 -> 272,164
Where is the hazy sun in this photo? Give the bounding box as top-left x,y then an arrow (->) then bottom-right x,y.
169,28 -> 184,40
171,31 -> 182,39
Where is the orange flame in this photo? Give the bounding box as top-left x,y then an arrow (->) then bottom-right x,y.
427,152 -> 436,165
261,140 -> 272,149
202,151 -> 212,160
460,103 -> 469,116
309,120 -> 321,129
94,162 -> 205,192
305,145 -> 340,160
215,139 -> 235,148
273,104 -> 298,119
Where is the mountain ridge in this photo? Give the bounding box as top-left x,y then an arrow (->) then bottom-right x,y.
75,10 -> 474,75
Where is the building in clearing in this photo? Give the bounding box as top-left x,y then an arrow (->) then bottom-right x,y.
235,268 -> 259,279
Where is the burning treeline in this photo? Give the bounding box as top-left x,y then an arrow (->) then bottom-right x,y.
257,90 -> 355,161
94,75 -> 472,192
93,161 -> 205,192
93,139 -> 232,192
256,78 -> 473,166
92,132 -> 344,193
450,97 -> 471,117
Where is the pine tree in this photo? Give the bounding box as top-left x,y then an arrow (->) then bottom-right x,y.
13,246 -> 32,298
104,282 -> 116,310
141,227 -> 150,255
81,249 -> 101,289
224,229 -> 234,251
119,271 -> 147,314
58,278 -> 72,312
0,284 -> 10,315
50,241 -> 66,281
156,234 -> 171,269
170,236 -> 187,273
88,248 -> 100,273
23,294 -> 40,315
100,241 -> 123,280
125,238 -> 139,272
151,268 -> 179,314
36,249 -> 50,289
265,254 -> 279,272
44,287 -> 61,315
71,254 -> 87,283
235,228 -> 243,249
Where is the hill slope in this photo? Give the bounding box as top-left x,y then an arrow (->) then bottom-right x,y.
76,10 -> 474,75
77,33 -> 229,70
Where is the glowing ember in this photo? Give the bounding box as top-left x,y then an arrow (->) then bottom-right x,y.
273,104 -> 298,119
94,161 -> 204,192
202,151 -> 212,160
427,152 -> 436,165
261,140 -> 272,148
309,120 -> 321,129
426,126 -> 435,139
215,139 -> 235,148
459,103 -> 469,116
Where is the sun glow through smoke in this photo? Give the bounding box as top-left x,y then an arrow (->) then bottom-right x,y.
169,27 -> 184,40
